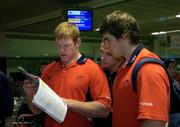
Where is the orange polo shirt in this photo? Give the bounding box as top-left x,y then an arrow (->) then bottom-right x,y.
112,46 -> 170,127
41,57 -> 111,127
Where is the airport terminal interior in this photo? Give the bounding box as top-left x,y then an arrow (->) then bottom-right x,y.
0,0 -> 180,126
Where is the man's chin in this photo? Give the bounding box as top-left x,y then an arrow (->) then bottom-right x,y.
60,58 -> 67,63
60,56 -> 67,60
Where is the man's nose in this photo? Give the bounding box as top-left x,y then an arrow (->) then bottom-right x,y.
59,47 -> 66,53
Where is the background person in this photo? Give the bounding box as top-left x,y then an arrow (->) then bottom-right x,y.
100,45 -> 125,95
163,58 -> 180,127
0,71 -> 14,127
164,58 -> 180,87
92,45 -> 124,127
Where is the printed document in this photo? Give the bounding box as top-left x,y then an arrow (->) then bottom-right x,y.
32,78 -> 67,123
18,66 -> 67,123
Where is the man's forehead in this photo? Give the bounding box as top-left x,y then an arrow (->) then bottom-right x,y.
56,37 -> 74,44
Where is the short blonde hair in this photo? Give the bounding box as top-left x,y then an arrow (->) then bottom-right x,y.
54,22 -> 80,41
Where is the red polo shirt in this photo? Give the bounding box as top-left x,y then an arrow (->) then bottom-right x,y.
41,58 -> 111,127
112,46 -> 170,127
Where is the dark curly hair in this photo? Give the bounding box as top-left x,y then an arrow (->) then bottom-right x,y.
99,10 -> 141,45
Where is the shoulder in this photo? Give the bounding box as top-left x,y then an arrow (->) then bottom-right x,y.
133,48 -> 161,70
83,58 -> 103,72
138,48 -> 160,60
138,63 -> 167,77
0,71 -> 7,85
85,58 -> 101,68
43,61 -> 57,71
134,48 -> 169,82
0,71 -> 6,79
40,61 -> 59,78
79,58 -> 105,78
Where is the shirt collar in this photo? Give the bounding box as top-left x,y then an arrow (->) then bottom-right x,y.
77,55 -> 87,64
58,54 -> 87,68
126,43 -> 144,66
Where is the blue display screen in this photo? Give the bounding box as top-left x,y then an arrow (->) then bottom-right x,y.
67,10 -> 93,31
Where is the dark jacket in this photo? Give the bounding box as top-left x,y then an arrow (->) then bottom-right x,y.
0,71 -> 14,119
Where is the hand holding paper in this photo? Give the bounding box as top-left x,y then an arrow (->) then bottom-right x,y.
18,66 -> 68,123
33,78 -> 67,123
18,66 -> 39,86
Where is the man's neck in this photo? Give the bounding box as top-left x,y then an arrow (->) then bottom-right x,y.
64,52 -> 81,66
125,44 -> 139,63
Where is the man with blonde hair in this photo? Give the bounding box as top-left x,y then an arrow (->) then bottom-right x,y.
23,22 -> 111,127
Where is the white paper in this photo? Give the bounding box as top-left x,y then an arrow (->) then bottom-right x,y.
32,78 -> 67,123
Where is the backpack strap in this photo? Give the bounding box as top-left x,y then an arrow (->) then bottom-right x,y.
131,57 -> 169,92
131,57 -> 180,114
172,80 -> 180,100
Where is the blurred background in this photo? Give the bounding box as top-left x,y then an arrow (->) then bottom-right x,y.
0,0 -> 180,99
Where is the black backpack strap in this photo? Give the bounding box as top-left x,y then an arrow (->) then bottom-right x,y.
172,80 -> 180,100
131,57 -> 168,92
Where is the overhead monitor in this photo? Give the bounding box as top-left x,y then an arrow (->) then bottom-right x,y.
67,10 -> 93,31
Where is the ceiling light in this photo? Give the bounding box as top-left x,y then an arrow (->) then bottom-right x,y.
44,53 -> 49,56
159,31 -> 166,34
151,32 -> 159,35
151,29 -> 180,35
151,31 -> 166,35
175,14 -> 180,18
94,28 -> 100,31
166,29 -> 180,33
16,56 -> 20,58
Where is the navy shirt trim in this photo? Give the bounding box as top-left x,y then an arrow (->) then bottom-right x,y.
77,55 -> 87,64
126,43 -> 144,66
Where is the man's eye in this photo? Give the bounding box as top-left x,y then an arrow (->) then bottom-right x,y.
104,38 -> 109,43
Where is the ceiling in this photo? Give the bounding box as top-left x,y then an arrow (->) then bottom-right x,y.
1,0 -> 180,36
1,0 -> 180,58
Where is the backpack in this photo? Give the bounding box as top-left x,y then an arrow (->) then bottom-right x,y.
131,57 -> 180,127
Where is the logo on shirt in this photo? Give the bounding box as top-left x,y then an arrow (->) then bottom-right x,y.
140,102 -> 153,107
76,75 -> 84,80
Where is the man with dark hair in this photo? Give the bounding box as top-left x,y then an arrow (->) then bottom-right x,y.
164,59 -> 180,87
92,44 -> 124,127
99,10 -> 170,127
100,44 -> 125,96
0,71 -> 14,127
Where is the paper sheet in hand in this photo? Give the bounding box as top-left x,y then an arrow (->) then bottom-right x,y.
32,78 -> 67,123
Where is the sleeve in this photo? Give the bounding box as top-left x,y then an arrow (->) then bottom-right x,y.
89,68 -> 112,110
137,63 -> 170,121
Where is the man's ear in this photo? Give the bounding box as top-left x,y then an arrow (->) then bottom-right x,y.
76,38 -> 81,48
121,33 -> 129,39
